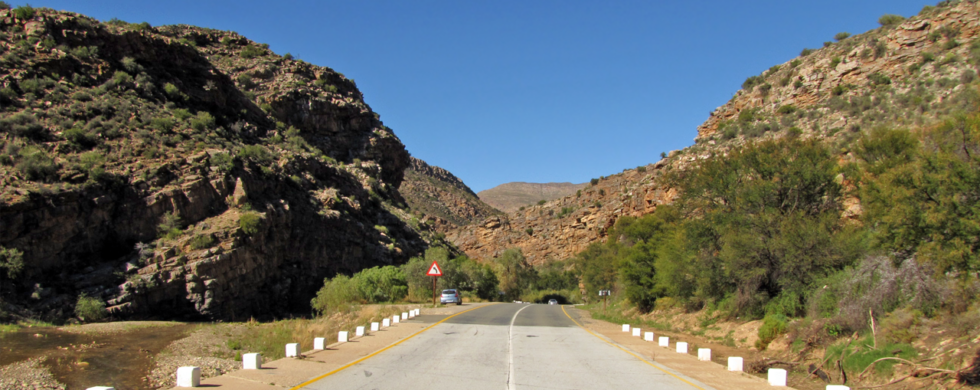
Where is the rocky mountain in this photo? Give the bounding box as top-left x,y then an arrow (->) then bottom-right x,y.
0,7 -> 440,321
477,181 -> 586,213
448,0 -> 980,265
399,157 -> 502,230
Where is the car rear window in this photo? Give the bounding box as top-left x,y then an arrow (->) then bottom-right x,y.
442,289 -> 456,294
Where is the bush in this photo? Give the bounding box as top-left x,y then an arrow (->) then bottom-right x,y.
237,144 -> 272,165
830,56 -> 841,68
800,48 -> 815,56
834,32 -> 851,42
2,112 -> 46,140
878,14 -> 905,26
590,178 -> 599,186
75,294 -> 107,322
157,211 -> 183,240
189,112 -> 215,132
211,152 -> 234,171
239,211 -> 261,234
240,45 -> 263,59
12,4 -> 34,19
310,275 -> 357,315
868,72 -> 891,86
756,314 -> 787,350
0,2 -> 10,10
163,83 -> 180,98
0,246 -> 24,279
188,234 -> 215,250
149,117 -> 175,132
15,146 -> 56,181
70,46 -> 98,60
742,75 -> 763,90
776,104 -> 797,115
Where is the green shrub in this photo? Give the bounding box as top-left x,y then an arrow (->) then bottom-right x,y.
239,211 -> 261,234
868,72 -> 891,86
15,146 -> 56,181
2,112 -> 46,140
70,46 -> 98,60
755,314 -> 787,350
189,112 -> 215,131
525,227 -> 533,235
590,178 -> 599,186
163,83 -> 180,98
188,234 -> 215,250
878,14 -> 904,26
211,152 -> 234,171
310,275 -> 357,315
829,56 -> 841,68
776,104 -> 797,115
75,293 -> 107,322
800,48 -> 815,56
157,211 -> 183,240
237,144 -> 272,164
742,75 -> 763,90
12,4 -> 35,19
0,246 -> 24,279
794,80 -> 804,89
834,32 -> 850,42
0,2 -> 10,10
240,45 -> 263,59
149,117 -> 175,132
921,52 -> 935,63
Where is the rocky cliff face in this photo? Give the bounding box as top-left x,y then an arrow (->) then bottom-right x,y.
447,163 -> 681,265
448,0 -> 980,265
399,157 -> 501,229
477,182 -> 587,214
0,8 -> 427,321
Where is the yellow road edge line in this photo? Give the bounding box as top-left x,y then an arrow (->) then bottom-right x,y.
560,305 -> 708,390
290,303 -> 497,389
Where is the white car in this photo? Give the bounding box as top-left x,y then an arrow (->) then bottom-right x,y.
548,299 -> 558,305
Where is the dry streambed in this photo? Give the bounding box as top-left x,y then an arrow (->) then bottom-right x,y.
0,304 -> 412,389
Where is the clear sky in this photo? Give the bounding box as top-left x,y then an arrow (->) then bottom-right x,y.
29,0 -> 930,192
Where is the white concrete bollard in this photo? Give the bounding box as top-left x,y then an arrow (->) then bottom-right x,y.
622,324 -> 631,332
314,337 -> 326,350
371,322 -> 380,332
698,348 -> 711,361
176,366 -> 200,387
632,328 -> 641,337
382,318 -> 390,327
356,326 -> 365,337
393,315 -> 400,324
415,309 -> 420,316
658,336 -> 669,347
408,310 -> 415,318
401,312 -> 408,320
728,356 -> 744,372
644,332 -> 654,342
285,343 -> 299,358
676,342 -> 688,353
826,386 -> 850,390
768,368 -> 787,386
338,331 -> 349,343
242,353 -> 262,369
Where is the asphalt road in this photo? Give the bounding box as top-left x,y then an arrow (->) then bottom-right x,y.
298,303 -> 712,390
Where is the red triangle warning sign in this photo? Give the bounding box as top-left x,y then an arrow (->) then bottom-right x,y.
426,261 -> 443,276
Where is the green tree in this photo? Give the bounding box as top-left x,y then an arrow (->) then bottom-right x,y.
310,274 -> 357,315
858,113 -> 980,274
75,293 -> 107,322
352,266 -> 408,303
495,248 -> 537,301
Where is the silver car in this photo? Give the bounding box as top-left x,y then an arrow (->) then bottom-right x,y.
440,289 -> 461,305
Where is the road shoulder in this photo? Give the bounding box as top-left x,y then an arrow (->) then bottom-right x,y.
563,305 -> 795,390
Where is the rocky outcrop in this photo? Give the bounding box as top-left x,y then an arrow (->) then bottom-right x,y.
0,9 -> 422,321
477,182 -> 587,213
448,162 -> 681,265
400,157 -> 501,229
696,2 -> 980,143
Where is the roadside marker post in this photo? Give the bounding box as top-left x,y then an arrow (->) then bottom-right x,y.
728,356 -> 744,371
314,337 -> 326,350
427,261 -> 443,306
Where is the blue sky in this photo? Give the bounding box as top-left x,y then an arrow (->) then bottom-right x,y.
32,1 -> 929,192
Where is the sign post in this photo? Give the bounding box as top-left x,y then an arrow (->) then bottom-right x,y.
426,261 -> 443,306
599,289 -> 610,311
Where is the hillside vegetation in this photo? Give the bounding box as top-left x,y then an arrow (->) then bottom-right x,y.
0,5 -> 444,321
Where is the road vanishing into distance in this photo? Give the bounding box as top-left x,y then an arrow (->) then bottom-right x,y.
297,303 -> 712,390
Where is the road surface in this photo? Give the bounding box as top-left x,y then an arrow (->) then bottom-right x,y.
297,303 -> 712,390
